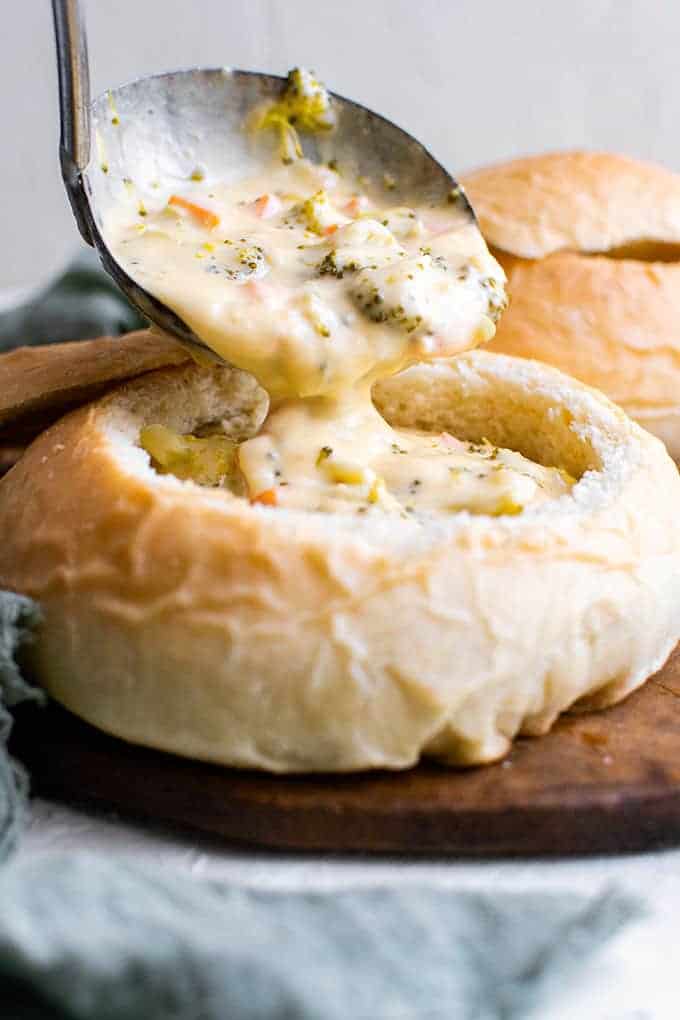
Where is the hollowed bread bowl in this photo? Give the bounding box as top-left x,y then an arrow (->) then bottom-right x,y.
1,349 -> 679,770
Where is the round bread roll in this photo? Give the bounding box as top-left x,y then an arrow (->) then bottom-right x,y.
461,151 -> 680,459
1,352 -> 680,771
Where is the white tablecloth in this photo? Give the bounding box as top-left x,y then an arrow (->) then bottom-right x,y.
19,796 -> 678,1019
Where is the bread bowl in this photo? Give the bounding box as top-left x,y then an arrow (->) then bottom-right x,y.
1,350 -> 679,771
461,151 -> 680,458
6,71 -> 680,774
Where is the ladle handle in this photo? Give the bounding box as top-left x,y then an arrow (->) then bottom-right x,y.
51,0 -> 94,244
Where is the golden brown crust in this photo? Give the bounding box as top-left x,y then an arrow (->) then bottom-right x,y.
0,329 -> 187,444
2,355 -> 680,771
486,251 -> 680,457
461,151 -> 680,258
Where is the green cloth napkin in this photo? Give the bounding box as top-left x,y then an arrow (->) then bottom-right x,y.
0,265 -> 642,1020
0,250 -> 144,351
0,593 -> 44,864
0,850 -> 639,1020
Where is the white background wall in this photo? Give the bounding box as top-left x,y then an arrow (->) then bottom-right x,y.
3,0 -> 678,290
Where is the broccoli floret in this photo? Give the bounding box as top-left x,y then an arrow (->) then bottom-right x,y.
296,190 -> 340,235
254,67 -> 336,164
204,242 -> 268,281
314,220 -> 404,276
480,275 -> 508,323
348,254 -> 491,339
348,256 -> 438,333
282,68 -> 335,132
140,425 -> 238,487
317,251 -> 346,277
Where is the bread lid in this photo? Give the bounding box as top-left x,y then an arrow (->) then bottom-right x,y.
461,151 -> 680,259
0,330 -> 187,444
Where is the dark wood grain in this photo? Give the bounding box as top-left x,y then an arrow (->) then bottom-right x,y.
0,446 -> 23,477
11,646 -> 680,857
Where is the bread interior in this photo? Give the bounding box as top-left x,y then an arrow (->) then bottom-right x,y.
101,357 -> 621,505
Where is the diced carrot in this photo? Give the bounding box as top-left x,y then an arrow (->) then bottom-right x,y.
252,193 -> 282,219
440,431 -> 465,450
251,488 -> 278,506
168,194 -> 220,229
344,195 -> 369,217
244,279 -> 263,298
323,224 -> 338,237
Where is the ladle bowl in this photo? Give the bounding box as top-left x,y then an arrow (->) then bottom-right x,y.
52,0 -> 475,360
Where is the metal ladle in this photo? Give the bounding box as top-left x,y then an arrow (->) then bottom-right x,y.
52,0 -> 474,362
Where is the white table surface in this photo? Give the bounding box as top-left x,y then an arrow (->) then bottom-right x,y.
17,795 -> 679,1020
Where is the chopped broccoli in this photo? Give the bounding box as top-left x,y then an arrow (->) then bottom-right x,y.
349,255 -> 440,333
204,242 -> 268,281
255,68 -> 336,164
296,190 -> 340,234
314,220 -> 404,276
317,251 -> 347,277
282,68 -> 335,132
480,275 -> 508,323
348,253 -> 501,340
140,425 -> 238,487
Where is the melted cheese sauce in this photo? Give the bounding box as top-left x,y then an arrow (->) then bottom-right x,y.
108,141 -> 571,517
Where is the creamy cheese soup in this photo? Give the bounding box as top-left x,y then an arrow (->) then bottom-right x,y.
107,69 -> 572,517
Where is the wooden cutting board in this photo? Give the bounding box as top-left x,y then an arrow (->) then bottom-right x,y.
10,644 -> 680,857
